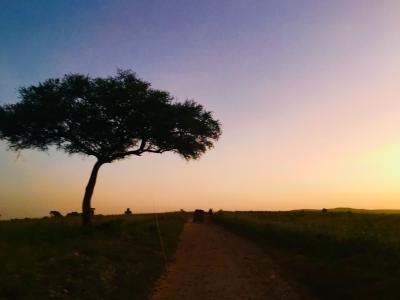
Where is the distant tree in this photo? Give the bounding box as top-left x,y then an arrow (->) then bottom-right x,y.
322,208 -> 328,213
124,208 -> 132,215
66,211 -> 80,217
50,211 -> 63,218
0,70 -> 221,227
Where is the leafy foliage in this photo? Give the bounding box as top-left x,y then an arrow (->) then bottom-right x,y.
0,70 -> 221,162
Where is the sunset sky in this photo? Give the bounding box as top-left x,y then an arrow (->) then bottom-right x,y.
1,0 -> 400,219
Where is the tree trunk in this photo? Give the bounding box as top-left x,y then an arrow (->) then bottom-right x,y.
82,160 -> 103,227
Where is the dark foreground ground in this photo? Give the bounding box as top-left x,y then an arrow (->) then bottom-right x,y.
213,211 -> 400,300
2,211 -> 400,300
0,213 -> 185,300
151,218 -> 311,300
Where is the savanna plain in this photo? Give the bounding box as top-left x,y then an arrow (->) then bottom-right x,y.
1,210 -> 400,299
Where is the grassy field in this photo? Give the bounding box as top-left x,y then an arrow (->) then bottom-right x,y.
0,213 -> 186,300
213,210 -> 400,300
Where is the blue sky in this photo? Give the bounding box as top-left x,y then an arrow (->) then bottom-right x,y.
1,1 -> 400,218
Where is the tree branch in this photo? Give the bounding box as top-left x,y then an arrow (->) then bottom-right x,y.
109,138 -> 147,161
143,147 -> 174,154
64,133 -> 98,156
107,140 -> 176,162
61,121 -> 98,157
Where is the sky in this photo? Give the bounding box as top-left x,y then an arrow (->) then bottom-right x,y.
1,0 -> 400,219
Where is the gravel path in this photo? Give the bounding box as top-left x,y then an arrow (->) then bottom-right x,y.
151,218 -> 312,300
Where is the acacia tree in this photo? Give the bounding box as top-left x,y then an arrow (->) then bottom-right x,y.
0,70 -> 221,227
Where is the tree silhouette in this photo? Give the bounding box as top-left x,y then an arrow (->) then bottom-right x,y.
0,70 -> 221,227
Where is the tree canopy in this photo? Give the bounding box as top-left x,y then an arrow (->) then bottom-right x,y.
0,70 -> 221,162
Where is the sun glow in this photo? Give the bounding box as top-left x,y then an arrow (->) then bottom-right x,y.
356,143 -> 400,185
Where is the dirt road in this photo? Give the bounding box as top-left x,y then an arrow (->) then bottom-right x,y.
151,218 -> 311,300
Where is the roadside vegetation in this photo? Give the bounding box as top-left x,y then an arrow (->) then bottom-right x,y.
0,212 -> 186,300
213,210 -> 400,300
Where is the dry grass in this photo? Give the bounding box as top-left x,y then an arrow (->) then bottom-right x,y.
213,211 -> 400,300
0,213 -> 186,300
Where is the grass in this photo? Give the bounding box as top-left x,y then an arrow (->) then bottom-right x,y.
0,213 -> 186,300
213,210 -> 400,300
